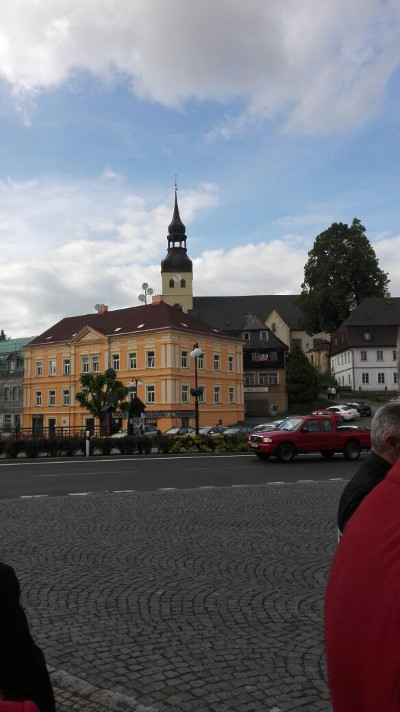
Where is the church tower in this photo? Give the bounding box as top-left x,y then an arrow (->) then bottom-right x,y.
161,186 -> 193,312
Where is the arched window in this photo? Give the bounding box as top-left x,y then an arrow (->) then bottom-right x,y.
181,279 -> 186,287
169,279 -> 174,288
271,322 -> 277,333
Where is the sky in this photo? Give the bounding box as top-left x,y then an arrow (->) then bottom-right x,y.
1,0 -> 400,338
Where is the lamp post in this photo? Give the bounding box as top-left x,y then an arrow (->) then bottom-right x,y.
127,378 -> 143,434
190,343 -> 203,435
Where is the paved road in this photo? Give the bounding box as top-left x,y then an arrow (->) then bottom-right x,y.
0,451 -> 363,499
0,474 -> 345,711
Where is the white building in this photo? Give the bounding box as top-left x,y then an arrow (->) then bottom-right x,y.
330,296 -> 400,393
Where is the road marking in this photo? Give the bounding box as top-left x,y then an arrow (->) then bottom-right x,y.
158,487 -> 177,491
113,489 -> 136,493
297,479 -> 316,482
266,481 -> 286,485
20,494 -> 48,499
330,477 -> 345,481
68,492 -> 90,496
198,485 -> 216,489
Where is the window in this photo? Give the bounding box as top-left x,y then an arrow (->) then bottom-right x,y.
228,355 -> 234,372
48,390 -> 56,406
393,350 -> 397,361
213,354 -> 220,371
146,385 -> 155,403
62,389 -> 70,406
322,420 -> 333,432
228,386 -> 235,403
92,355 -> 99,372
169,279 -> 174,288
378,372 -> 385,384
360,350 -> 367,361
181,350 -> 188,368
362,373 -> 369,384
269,352 -> 277,361
112,354 -> 120,370
129,352 -> 137,370
35,391 -> 42,406
244,372 -> 255,386
181,385 -> 189,403
394,373 -> 398,384
63,358 -> 70,375
146,351 -> 155,368
81,356 -> 89,373
4,387 -> 10,401
198,353 -> 204,370
377,350 -> 384,361
259,372 -> 279,385
303,420 -> 320,433
12,386 -> 18,401
49,359 -> 56,376
181,278 -> 186,288
364,330 -> 371,341
4,414 -> 11,431
260,331 -> 268,341
214,386 -> 221,404
198,386 -> 205,404
242,332 -> 250,340
36,361 -> 43,377
9,359 -> 16,372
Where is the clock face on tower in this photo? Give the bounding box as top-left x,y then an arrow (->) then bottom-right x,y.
173,273 -> 182,281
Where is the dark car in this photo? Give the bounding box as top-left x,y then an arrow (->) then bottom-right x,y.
346,401 -> 372,417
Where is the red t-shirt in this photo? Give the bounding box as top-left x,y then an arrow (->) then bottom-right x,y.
325,458 -> 400,711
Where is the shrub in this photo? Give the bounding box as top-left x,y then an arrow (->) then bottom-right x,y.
115,436 -> 137,455
25,438 -> 43,458
136,436 -> 152,454
157,436 -> 172,454
5,439 -> 25,458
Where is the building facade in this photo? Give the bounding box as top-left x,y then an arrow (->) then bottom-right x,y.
0,338 -> 32,434
330,296 -> 400,393
22,301 -> 244,435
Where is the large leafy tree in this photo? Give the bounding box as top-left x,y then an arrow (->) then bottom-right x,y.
298,219 -> 389,333
75,368 -> 129,423
286,344 -> 320,407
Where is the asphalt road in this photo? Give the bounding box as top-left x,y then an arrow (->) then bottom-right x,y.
0,451 -> 363,499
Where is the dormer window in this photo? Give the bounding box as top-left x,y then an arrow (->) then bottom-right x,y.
242,332 -> 250,340
363,330 -> 371,341
260,331 -> 268,341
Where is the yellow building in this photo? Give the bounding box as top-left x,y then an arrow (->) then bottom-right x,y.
22,300 -> 244,435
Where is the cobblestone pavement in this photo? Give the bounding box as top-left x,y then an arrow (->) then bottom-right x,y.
0,481 -> 343,711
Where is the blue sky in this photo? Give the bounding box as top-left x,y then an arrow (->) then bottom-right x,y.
0,0 -> 399,337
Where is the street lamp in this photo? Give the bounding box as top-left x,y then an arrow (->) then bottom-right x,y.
128,378 -> 143,401
190,343 -> 203,435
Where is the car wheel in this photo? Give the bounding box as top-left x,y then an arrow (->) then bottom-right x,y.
343,440 -> 361,461
277,443 -> 295,463
256,453 -> 270,460
321,450 -> 335,459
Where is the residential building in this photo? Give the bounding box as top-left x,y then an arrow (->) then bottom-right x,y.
22,300 -> 244,435
0,337 -> 33,434
330,295 -> 400,393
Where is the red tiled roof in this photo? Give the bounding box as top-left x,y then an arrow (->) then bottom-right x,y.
28,301 -> 227,346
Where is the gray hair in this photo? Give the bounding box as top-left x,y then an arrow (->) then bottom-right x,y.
371,402 -> 400,452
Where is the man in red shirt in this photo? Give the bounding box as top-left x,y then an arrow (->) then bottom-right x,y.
325,454 -> 400,711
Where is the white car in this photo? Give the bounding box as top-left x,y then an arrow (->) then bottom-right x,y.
252,420 -> 285,432
325,405 -> 360,421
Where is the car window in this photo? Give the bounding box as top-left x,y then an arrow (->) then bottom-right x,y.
322,419 -> 333,432
302,419 -> 320,433
280,418 -> 303,431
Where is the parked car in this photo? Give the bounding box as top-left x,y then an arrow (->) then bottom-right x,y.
324,405 -> 360,421
163,427 -> 195,436
252,420 -> 284,432
112,425 -> 158,437
197,426 -> 226,436
223,426 -> 255,436
345,401 -> 372,417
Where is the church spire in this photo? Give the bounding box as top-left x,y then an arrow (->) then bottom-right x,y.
168,183 -> 186,246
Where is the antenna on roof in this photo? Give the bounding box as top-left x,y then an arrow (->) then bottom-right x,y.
138,283 -> 153,305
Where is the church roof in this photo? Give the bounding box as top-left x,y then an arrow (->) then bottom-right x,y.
190,295 -> 304,331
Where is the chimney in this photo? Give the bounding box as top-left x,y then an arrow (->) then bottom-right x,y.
151,294 -> 164,305
384,292 -> 391,300
97,304 -> 108,314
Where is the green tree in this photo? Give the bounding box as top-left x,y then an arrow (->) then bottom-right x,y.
298,219 -> 389,333
75,368 -> 129,424
286,344 -> 320,407
0,330 -> 7,341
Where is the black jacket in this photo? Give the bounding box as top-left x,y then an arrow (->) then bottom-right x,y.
337,452 -> 392,534
0,562 -> 55,711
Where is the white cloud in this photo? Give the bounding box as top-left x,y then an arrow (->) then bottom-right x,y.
0,0 -> 398,134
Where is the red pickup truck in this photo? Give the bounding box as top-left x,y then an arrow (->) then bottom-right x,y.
248,414 -> 371,463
